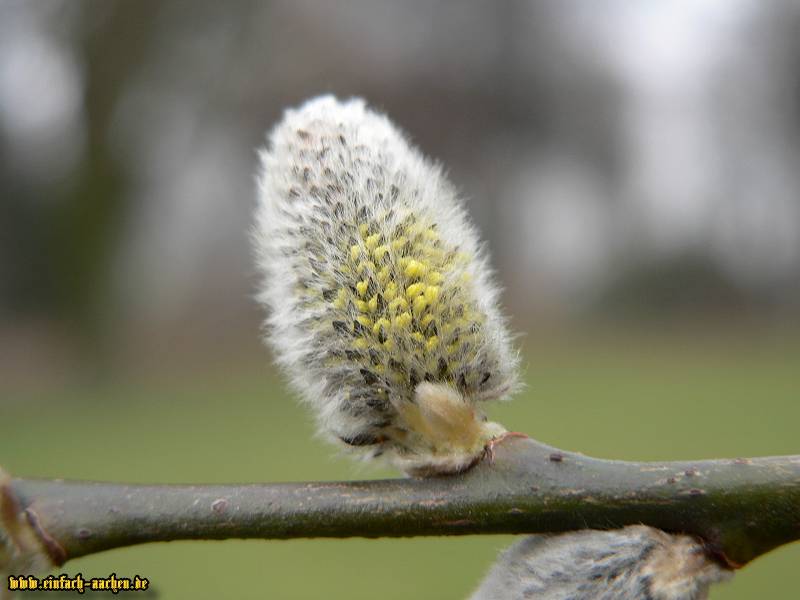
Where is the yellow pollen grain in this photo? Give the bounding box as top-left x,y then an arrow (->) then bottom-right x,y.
356,300 -> 368,312
394,312 -> 412,329
404,259 -> 428,278
377,266 -> 391,284
350,245 -> 361,261
412,295 -> 428,316
356,280 -> 369,297
412,332 -> 425,344
426,336 -> 439,351
368,295 -> 379,313
373,318 -> 391,335
353,338 -> 368,349
333,289 -> 347,310
359,224 -> 369,236
356,315 -> 373,328
383,338 -> 395,351
389,297 -> 408,312
424,228 -> 438,240
384,281 -> 397,300
374,245 -> 390,261
424,286 -> 439,303
365,234 -> 380,250
357,261 -> 375,275
420,314 -> 434,328
406,282 -> 425,297
426,248 -> 445,263
427,271 -> 443,285
392,237 -> 408,251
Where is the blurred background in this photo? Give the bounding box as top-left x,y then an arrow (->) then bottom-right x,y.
1,1 -> 798,598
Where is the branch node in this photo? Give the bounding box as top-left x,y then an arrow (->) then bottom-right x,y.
23,508 -> 67,566
0,466 -> 60,574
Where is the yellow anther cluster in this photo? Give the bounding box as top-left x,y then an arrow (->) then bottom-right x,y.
406,282 -> 425,297
404,259 -> 428,278
373,317 -> 391,334
395,311 -> 412,329
323,208 -> 484,385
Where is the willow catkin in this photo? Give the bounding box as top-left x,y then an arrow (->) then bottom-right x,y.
470,526 -> 731,600
254,96 -> 519,475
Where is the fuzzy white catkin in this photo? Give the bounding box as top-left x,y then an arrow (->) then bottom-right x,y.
470,527 -> 731,600
254,96 -> 519,475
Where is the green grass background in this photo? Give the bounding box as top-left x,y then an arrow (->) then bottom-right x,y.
3,330 -> 799,599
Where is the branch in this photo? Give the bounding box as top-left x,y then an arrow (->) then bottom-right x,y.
3,435 -> 799,574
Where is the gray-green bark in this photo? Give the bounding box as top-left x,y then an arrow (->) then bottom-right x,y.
3,436 -> 799,573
